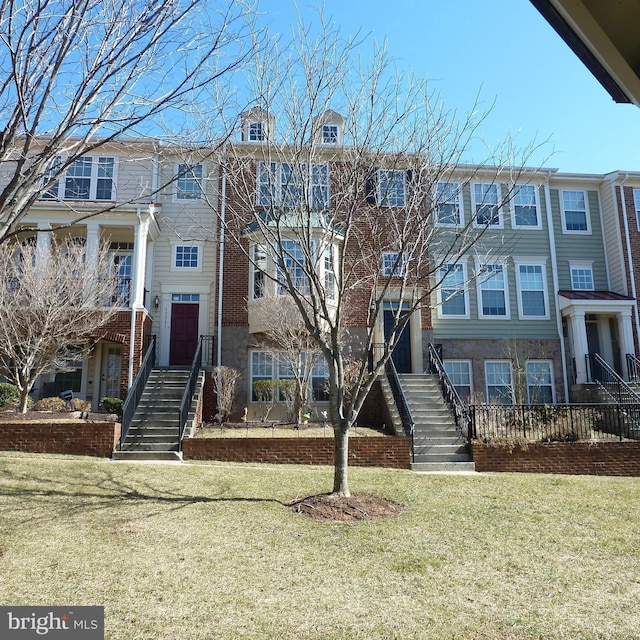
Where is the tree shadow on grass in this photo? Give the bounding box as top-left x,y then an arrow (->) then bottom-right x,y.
0,462 -> 287,529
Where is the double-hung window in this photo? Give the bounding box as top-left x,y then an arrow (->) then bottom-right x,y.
512,184 -> 539,228
443,361 -> 472,402
478,263 -> 508,318
252,244 -> 268,299
249,122 -> 264,141
570,261 -> 594,290
438,262 -> 467,317
251,352 -> 274,401
485,361 -> 513,404
378,170 -> 406,207
324,245 -> 336,299
435,182 -> 462,225
473,183 -> 500,226
43,156 -> 115,200
561,190 -> 590,232
382,252 -> 407,277
311,360 -> 329,401
634,189 -> 640,231
278,239 -> 308,294
257,162 -> 329,208
526,361 -> 554,404
516,262 -> 548,318
176,163 -> 203,200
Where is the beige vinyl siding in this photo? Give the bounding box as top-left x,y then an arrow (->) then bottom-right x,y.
551,188 -> 609,290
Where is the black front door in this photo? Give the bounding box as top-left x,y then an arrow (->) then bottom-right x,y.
384,310 -> 412,373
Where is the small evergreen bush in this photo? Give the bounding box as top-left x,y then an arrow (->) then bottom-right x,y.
101,397 -> 123,417
0,383 -> 19,409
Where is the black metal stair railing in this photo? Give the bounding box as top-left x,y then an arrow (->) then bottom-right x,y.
427,343 -> 474,442
120,334 -> 156,449
178,335 -> 215,452
586,352 -> 640,438
626,353 -> 640,382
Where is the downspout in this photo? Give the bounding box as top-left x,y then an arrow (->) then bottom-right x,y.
544,175 -> 569,403
216,155 -> 227,371
618,173 -> 640,352
128,207 -> 142,389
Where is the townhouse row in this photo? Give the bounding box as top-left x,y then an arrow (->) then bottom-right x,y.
4,112 -> 640,421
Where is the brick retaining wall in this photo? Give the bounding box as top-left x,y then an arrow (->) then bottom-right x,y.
472,442 -> 640,477
0,421 -> 120,457
183,436 -> 412,469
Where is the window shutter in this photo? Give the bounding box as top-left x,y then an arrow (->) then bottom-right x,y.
365,170 -> 377,205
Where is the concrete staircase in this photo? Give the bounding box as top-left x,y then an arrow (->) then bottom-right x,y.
396,373 -> 475,473
112,368 -> 191,462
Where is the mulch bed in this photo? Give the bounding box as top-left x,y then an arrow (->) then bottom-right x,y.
285,493 -> 407,523
0,411 -> 116,422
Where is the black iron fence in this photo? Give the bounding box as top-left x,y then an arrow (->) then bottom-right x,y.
472,403 -> 640,443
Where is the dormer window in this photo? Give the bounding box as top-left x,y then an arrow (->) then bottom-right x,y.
249,122 -> 264,141
322,124 -> 338,145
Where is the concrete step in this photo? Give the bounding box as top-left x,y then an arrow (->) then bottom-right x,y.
112,450 -> 183,462
120,441 -> 179,452
412,461 -> 476,473
413,452 -> 472,464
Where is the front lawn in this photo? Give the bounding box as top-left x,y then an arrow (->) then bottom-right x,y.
1,453 -> 639,639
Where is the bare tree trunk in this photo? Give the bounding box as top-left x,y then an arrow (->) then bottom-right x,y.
18,388 -> 30,414
332,424 -> 350,497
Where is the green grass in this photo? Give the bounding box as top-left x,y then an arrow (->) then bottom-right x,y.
1,452 -> 639,639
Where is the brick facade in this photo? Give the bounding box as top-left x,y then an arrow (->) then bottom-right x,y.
182,435 -> 411,468
472,441 -> 640,477
0,421 -> 120,457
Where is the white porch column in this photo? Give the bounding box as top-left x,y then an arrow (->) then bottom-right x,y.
618,309 -> 635,379
36,223 -> 51,269
85,222 -> 100,268
568,309 -> 589,383
131,213 -> 150,310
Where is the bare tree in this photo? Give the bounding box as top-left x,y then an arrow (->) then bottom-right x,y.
0,0 -> 256,243
212,365 -> 240,423
0,237 -> 121,412
255,296 -> 325,425
209,16 -> 542,496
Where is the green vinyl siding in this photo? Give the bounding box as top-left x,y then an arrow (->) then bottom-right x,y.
551,189 -> 608,290
432,183 -> 557,341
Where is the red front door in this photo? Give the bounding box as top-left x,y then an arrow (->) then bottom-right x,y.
169,303 -> 199,365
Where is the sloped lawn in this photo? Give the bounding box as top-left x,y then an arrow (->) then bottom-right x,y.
1,452 -> 639,639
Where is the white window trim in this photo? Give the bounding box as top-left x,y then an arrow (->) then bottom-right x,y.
170,242 -> 203,272
560,189 -> 591,235
569,260 -> 595,291
377,169 -> 406,208
256,161 -> 329,208
174,162 -> 204,202
514,258 -> 550,320
435,181 -> 464,227
437,260 -> 470,319
475,260 -> 510,320
43,155 -> 118,202
484,360 -> 514,404
443,360 -> 473,399
472,182 -> 503,229
525,359 -> 555,404
382,251 -> 408,277
633,188 -> 640,232
511,184 -> 542,230
321,123 -> 340,146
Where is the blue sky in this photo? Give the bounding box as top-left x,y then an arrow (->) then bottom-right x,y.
257,0 -> 640,174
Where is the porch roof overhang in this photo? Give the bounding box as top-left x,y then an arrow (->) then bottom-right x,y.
558,290 -> 635,314
92,330 -> 128,344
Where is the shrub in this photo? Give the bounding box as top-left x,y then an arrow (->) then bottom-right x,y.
101,397 -> 123,417
0,383 -> 19,409
69,398 -> 92,413
34,397 -> 68,412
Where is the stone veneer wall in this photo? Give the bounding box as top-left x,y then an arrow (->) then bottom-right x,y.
0,421 -> 121,457
472,441 -> 640,477
183,436 -> 411,469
